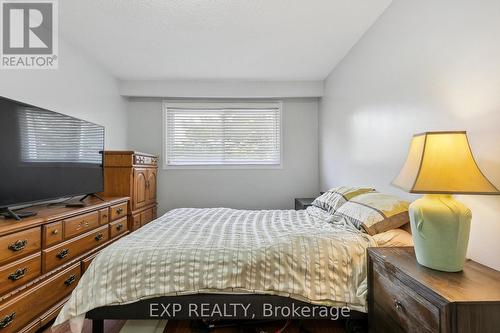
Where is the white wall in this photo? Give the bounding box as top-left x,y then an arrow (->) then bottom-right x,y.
319,0 -> 500,270
127,98 -> 319,214
0,40 -> 127,149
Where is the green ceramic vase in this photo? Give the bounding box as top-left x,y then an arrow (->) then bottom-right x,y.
409,194 -> 472,272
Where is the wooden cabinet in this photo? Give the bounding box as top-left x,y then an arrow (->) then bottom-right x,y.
368,247 -> 500,333
0,197 -> 129,333
132,168 -> 157,210
102,151 -> 159,232
146,169 -> 157,204
133,168 -> 148,210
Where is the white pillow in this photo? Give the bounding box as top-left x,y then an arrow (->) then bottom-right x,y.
310,186 -> 375,215
372,228 -> 413,247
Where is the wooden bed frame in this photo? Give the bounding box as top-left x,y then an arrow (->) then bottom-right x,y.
86,294 -> 367,333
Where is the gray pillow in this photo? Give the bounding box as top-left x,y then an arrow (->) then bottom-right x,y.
311,186 -> 376,215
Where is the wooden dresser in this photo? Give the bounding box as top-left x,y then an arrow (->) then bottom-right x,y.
101,151 -> 158,232
368,247 -> 500,333
0,197 -> 129,333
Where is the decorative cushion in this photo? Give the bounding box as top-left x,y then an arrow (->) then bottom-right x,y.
372,228 -> 414,247
334,192 -> 410,235
311,186 -> 376,215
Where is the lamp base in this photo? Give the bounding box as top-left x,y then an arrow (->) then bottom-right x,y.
409,194 -> 471,272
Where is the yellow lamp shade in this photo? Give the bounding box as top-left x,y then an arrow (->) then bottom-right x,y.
392,131 -> 499,194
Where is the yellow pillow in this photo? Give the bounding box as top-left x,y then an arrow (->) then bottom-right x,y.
372,228 -> 413,247
334,192 -> 410,235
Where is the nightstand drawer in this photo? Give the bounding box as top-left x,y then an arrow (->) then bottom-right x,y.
373,263 -> 439,333
369,247 -> 500,333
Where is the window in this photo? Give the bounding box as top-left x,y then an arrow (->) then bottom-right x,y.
164,101 -> 282,168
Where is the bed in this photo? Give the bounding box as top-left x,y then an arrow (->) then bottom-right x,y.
54,206 -> 380,333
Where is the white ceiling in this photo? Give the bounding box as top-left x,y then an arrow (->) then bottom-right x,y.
60,0 -> 391,81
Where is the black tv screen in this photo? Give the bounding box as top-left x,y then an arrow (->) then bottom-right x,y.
0,97 -> 104,208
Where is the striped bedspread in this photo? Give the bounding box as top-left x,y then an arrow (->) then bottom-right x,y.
54,207 -> 376,331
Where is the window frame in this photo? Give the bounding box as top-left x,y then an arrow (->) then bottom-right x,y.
162,100 -> 283,170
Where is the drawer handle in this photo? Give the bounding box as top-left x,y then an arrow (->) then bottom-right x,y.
64,274 -> 77,286
8,267 -> 27,281
95,233 -> 104,241
102,214 -> 108,219
52,229 -> 59,235
8,239 -> 27,252
394,299 -> 404,311
116,223 -> 124,231
116,208 -> 124,214
56,248 -> 69,259
0,313 -> 15,329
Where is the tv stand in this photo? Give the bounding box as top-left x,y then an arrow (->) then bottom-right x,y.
0,196 -> 130,333
0,207 -> 37,220
80,193 -> 105,202
64,194 -> 105,208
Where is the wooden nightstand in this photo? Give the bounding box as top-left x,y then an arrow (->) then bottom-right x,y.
367,247 -> 500,333
294,198 -> 315,210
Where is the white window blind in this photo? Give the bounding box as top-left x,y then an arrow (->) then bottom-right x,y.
164,102 -> 282,167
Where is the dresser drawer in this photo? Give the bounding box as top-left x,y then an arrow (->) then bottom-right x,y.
141,208 -> 154,227
134,154 -> 158,166
372,263 -> 439,333
81,252 -> 99,273
42,221 -> 63,248
63,211 -> 99,239
0,227 -> 41,265
99,208 -> 110,225
0,263 -> 80,333
42,225 -> 109,272
131,213 -> 141,231
109,217 -> 128,239
110,203 -> 128,221
0,253 -> 41,295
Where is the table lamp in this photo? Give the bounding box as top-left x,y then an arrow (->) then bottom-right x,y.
392,131 -> 499,272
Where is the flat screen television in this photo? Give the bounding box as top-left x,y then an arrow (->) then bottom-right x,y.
0,96 -> 105,212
